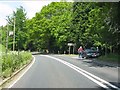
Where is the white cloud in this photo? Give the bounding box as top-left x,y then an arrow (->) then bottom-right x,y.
0,18 -> 7,26
0,3 -> 14,17
21,1 -> 52,19
0,3 -> 15,26
0,1 -> 52,26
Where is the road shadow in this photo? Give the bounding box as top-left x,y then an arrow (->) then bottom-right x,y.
81,58 -> 119,68
109,82 -> 120,88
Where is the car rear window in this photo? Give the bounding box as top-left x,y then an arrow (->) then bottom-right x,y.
85,49 -> 97,53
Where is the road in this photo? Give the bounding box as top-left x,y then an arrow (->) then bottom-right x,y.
9,55 -> 119,89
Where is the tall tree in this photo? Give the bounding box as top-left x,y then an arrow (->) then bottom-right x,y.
6,6 -> 27,50
26,2 -> 73,53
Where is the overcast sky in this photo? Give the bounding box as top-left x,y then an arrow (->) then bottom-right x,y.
0,1 -> 53,26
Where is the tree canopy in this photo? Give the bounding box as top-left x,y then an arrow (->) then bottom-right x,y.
1,2 -> 120,54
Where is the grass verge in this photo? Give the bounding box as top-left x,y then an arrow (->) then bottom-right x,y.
1,51 -> 32,79
98,53 -> 120,63
0,44 -> 6,52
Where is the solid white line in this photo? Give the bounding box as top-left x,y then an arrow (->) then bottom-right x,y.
68,62 -> 119,89
45,55 -> 119,89
8,56 -> 35,88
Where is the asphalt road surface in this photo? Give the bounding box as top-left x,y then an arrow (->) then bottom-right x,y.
9,55 -> 119,89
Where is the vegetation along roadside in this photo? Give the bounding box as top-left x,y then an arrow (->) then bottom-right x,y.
1,50 -> 32,79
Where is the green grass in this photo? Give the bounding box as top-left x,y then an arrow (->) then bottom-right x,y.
98,53 -> 120,63
1,51 -> 32,79
0,44 -> 5,76
0,44 -> 6,52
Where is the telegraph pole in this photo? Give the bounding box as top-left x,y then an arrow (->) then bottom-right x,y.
6,24 -> 9,54
13,16 -> 15,51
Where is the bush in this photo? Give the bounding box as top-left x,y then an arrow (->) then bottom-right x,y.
1,51 -> 32,79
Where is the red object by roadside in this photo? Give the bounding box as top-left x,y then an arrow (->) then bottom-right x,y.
78,47 -> 83,52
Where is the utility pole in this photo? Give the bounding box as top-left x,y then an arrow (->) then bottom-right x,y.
73,45 -> 74,54
18,28 -> 20,55
6,24 -> 9,54
13,16 -> 15,51
69,46 -> 70,54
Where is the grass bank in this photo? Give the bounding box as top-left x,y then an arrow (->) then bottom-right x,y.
0,44 -> 6,78
0,44 -> 6,53
98,53 -> 119,63
1,51 -> 32,79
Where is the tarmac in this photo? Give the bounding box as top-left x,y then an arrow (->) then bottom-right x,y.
0,54 -> 119,88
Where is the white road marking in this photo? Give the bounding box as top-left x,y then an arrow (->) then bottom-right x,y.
45,55 -> 119,90
8,56 -> 35,88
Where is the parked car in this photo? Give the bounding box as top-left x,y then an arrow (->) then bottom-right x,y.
82,49 -> 100,58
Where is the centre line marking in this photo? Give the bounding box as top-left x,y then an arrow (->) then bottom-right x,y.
45,55 -> 119,90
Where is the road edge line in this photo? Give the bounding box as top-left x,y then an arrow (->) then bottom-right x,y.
0,56 -> 34,88
8,55 -> 35,88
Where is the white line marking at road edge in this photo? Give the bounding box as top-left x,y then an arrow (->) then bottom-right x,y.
8,55 -> 35,88
45,55 -> 119,89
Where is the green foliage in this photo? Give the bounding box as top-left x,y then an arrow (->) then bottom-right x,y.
0,44 -> 6,52
72,2 -> 119,53
25,2 -> 73,53
98,53 -> 120,63
0,26 -> 7,47
4,6 -> 27,51
2,51 -> 32,78
1,2 -> 119,54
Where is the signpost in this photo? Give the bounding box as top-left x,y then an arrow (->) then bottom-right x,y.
9,31 -> 13,36
68,43 -> 75,54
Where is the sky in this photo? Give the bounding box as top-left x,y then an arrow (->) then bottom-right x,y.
1,0 -> 116,26
0,1 -> 53,26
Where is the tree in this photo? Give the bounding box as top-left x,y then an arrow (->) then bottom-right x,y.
26,2 -> 73,53
6,6 -> 27,50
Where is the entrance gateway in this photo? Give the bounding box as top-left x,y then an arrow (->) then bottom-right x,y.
67,43 -> 76,54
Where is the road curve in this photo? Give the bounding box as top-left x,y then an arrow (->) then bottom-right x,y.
9,55 -> 119,89
9,55 -> 104,88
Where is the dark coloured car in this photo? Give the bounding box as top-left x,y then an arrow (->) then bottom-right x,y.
83,49 -> 100,58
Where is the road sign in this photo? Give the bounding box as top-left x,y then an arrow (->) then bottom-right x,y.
9,31 -> 13,36
68,43 -> 73,46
